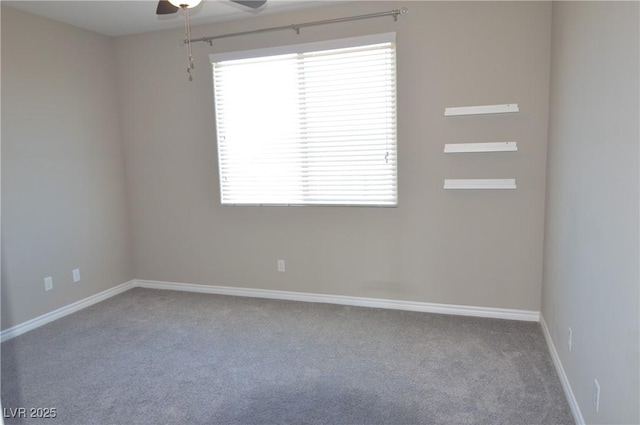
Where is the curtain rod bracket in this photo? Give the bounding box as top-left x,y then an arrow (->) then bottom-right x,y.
393,7 -> 408,21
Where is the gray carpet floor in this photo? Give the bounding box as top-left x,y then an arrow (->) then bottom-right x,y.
1,288 -> 573,425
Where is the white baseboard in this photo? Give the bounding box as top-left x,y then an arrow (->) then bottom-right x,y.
135,279 -> 540,322
540,315 -> 584,425
0,280 -> 135,343
1,279 -> 540,343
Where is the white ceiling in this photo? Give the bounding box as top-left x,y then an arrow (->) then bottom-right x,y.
3,0 -> 336,37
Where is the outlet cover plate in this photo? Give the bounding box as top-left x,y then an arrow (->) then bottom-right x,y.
44,276 -> 53,291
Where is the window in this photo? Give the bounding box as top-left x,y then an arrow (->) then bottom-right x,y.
210,33 -> 397,206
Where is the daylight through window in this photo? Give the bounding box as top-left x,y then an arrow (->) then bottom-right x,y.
211,33 -> 397,206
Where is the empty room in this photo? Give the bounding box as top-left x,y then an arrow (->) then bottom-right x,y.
1,1 -> 638,424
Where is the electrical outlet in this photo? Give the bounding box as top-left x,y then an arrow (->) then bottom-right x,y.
568,327 -> 573,352
72,268 -> 81,283
277,260 -> 285,272
44,276 -> 53,291
593,379 -> 600,412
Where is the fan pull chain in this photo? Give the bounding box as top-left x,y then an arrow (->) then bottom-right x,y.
183,6 -> 195,81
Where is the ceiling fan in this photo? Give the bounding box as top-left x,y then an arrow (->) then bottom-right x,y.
157,0 -> 267,81
156,0 -> 267,15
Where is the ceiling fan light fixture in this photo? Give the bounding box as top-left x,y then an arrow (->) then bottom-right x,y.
168,0 -> 201,9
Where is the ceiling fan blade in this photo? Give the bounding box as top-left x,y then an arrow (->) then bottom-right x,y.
230,0 -> 267,9
157,0 -> 180,15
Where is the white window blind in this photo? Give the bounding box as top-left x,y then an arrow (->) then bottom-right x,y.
211,33 -> 397,206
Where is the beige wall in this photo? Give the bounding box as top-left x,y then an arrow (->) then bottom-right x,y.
3,2 -> 638,420
1,7 -> 133,330
542,2 -> 639,424
115,1 -> 552,311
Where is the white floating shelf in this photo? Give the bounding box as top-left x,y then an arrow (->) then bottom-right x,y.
444,179 -> 517,190
444,104 -> 519,116
444,142 -> 518,153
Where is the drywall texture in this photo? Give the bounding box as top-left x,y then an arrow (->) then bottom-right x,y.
542,2 -> 639,424
116,1 -> 552,312
1,7 -> 133,330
